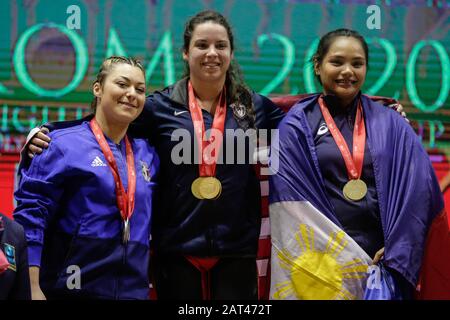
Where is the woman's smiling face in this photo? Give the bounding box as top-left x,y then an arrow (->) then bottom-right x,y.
93,63 -> 146,125
183,21 -> 233,85
315,36 -> 367,106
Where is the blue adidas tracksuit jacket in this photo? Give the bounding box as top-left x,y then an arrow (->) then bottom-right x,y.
14,121 -> 159,299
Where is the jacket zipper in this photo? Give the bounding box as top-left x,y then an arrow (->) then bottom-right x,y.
115,143 -> 128,299
116,240 -> 128,299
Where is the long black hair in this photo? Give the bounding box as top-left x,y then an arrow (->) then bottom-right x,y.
182,10 -> 256,129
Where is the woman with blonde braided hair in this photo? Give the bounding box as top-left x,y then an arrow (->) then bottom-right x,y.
14,56 -> 159,299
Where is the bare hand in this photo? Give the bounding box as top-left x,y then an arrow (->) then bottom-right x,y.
388,103 -> 409,123
29,266 -> 46,300
31,285 -> 47,300
28,127 -> 51,158
372,247 -> 385,265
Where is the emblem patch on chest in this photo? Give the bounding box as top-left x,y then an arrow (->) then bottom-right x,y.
140,160 -> 152,182
231,103 -> 247,119
4,243 -> 16,272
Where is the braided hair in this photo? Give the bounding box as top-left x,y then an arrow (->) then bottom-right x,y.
91,56 -> 145,112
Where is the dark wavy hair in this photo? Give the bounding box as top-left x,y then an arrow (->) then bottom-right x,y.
182,10 -> 256,129
91,56 -> 145,112
312,28 -> 369,85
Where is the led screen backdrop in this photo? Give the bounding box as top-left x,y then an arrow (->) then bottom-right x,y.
0,0 -> 449,215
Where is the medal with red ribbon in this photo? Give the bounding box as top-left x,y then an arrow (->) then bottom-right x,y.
188,81 -> 226,200
318,95 -> 367,201
90,118 -> 136,243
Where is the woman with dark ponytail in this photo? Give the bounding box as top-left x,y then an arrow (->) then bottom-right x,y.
181,10 -> 257,130
144,10 -> 283,299
269,29 -> 443,300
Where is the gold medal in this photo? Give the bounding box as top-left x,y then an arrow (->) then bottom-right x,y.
191,177 -> 204,200
343,179 -> 367,201
123,218 -> 130,244
198,177 -> 222,200
188,81 -> 226,201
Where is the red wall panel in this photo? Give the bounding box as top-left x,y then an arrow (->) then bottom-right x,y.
0,153 -> 19,218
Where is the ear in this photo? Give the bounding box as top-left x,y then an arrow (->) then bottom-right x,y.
182,50 -> 189,61
313,60 -> 320,76
93,82 -> 102,98
231,51 -> 234,60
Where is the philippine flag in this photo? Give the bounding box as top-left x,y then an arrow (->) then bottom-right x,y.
270,200 -> 371,300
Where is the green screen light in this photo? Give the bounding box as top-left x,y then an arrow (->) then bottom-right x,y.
406,40 -> 449,113
13,23 -> 89,98
257,33 -> 295,96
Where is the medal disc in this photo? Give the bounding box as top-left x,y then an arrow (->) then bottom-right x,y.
198,177 -> 222,200
191,177 -> 204,200
343,179 -> 367,201
123,219 -> 130,244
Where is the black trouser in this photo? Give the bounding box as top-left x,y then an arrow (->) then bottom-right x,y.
152,255 -> 258,300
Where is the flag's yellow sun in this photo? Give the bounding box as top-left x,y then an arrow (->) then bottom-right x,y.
273,224 -> 368,300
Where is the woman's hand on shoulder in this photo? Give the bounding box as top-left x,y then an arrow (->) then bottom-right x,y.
388,102 -> 409,123
28,127 -> 51,158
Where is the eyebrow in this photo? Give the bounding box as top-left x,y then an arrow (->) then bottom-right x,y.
194,39 -> 228,43
329,54 -> 365,60
117,76 -> 145,86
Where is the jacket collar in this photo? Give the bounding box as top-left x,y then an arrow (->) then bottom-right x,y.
322,91 -> 362,117
168,77 -> 189,106
167,77 -> 231,107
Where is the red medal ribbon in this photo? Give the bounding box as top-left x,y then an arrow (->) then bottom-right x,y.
185,256 -> 219,300
90,118 -> 136,223
318,95 -> 366,180
188,81 -> 227,177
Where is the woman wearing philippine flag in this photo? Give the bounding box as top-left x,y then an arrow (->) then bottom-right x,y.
269,29 -> 445,300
